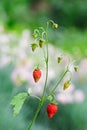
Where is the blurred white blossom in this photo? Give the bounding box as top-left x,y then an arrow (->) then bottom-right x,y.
56,84 -> 85,104
0,56 -> 11,68
73,89 -> 85,102
78,59 -> 87,77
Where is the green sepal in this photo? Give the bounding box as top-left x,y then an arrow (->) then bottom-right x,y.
51,100 -> 58,105
47,95 -> 53,101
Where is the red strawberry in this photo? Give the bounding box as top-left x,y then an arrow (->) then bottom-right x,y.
33,69 -> 42,83
46,103 -> 58,118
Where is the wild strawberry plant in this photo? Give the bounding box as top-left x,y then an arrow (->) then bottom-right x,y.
10,20 -> 78,130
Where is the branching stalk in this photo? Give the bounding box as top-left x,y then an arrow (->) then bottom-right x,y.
49,68 -> 69,95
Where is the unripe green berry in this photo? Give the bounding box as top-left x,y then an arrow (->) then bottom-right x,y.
74,66 -> 78,72
63,80 -> 71,90
32,33 -> 38,39
57,57 -> 62,63
39,40 -> 45,48
31,43 -> 38,52
53,23 -> 58,29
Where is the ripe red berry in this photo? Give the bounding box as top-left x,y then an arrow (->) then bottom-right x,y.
46,103 -> 58,118
33,69 -> 42,83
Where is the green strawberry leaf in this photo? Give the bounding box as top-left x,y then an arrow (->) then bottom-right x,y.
10,92 -> 29,116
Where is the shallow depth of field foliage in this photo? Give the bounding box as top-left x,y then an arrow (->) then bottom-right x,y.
0,0 -> 87,130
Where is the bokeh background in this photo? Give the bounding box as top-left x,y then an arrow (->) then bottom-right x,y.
0,0 -> 87,130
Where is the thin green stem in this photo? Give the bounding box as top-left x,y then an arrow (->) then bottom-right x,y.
28,100 -> 43,130
42,24 -> 49,97
28,22 -> 49,130
42,31 -> 46,39
34,29 -> 40,36
31,95 -> 41,101
49,68 -> 69,95
42,45 -> 48,97
47,20 -> 54,27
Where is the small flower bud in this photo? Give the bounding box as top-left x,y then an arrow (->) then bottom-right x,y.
63,80 -> 71,90
53,23 -> 58,29
57,57 -> 62,63
31,43 -> 38,52
39,39 -> 45,48
32,33 -> 38,39
74,66 -> 78,72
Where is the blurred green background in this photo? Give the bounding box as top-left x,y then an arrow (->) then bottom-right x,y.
0,0 -> 87,130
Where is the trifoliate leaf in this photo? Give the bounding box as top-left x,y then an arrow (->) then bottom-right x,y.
10,92 -> 29,116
